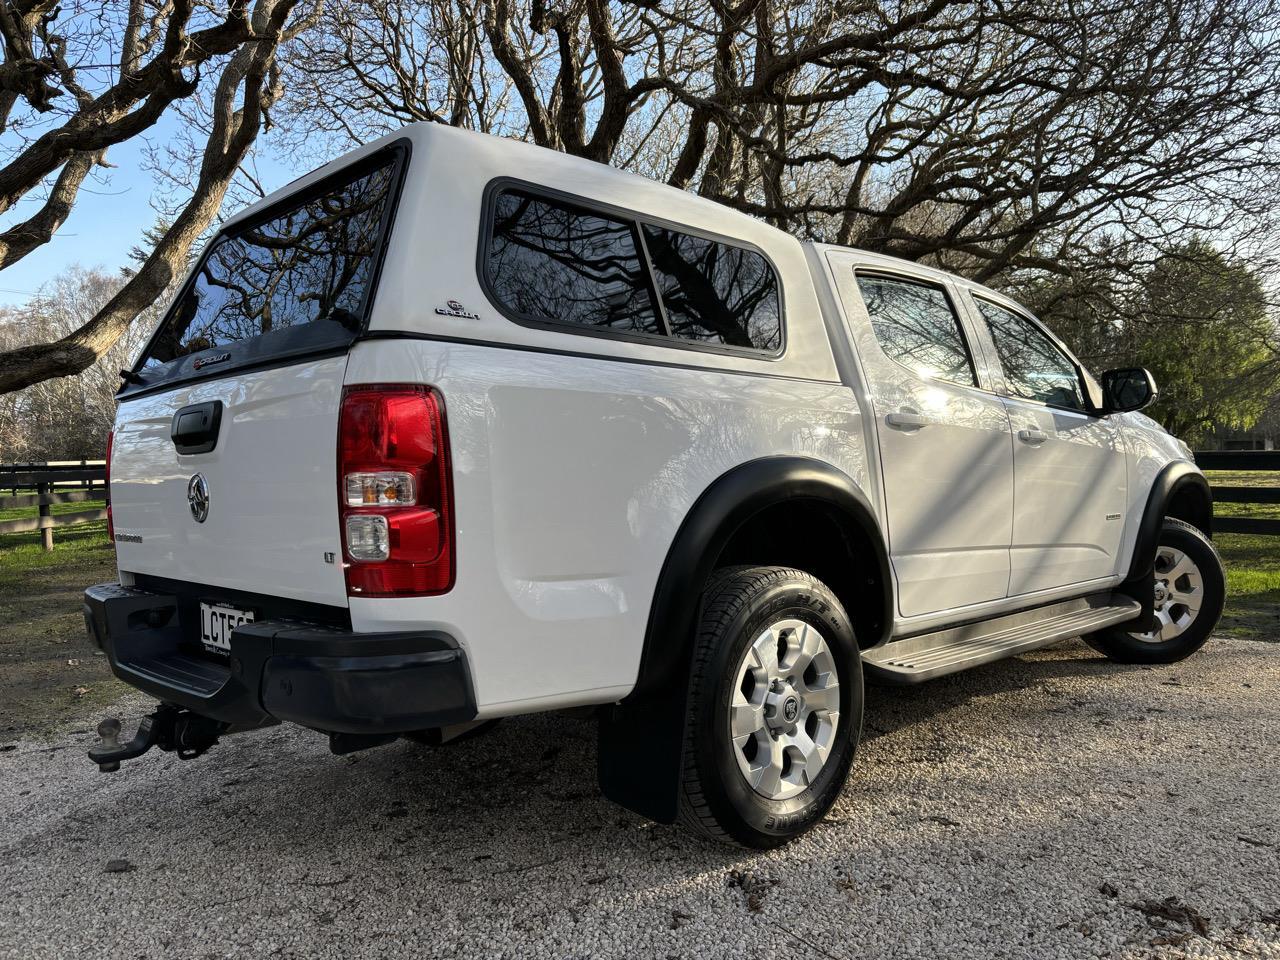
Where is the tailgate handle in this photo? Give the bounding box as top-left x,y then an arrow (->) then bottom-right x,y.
171,401 -> 223,455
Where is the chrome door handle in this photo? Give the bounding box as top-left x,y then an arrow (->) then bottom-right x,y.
1017,427 -> 1048,444
885,411 -> 930,431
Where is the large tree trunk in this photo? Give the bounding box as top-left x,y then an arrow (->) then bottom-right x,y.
0,1 -> 300,394
0,186 -> 227,392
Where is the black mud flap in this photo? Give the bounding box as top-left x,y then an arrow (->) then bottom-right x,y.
597,688 -> 686,824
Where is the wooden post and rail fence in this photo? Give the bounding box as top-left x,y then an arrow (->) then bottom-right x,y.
1192,451 -> 1280,537
0,461 -> 108,550
0,451 -> 1276,552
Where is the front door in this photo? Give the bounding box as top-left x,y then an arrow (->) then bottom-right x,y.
837,263 -> 1015,619
971,296 -> 1128,595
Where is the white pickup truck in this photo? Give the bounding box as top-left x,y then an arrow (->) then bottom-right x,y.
85,124 -> 1224,847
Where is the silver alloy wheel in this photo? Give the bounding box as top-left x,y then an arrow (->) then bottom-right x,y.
1131,544 -> 1204,643
728,618 -> 840,801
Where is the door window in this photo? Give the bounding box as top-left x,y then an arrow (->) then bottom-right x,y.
855,275 -> 976,386
976,299 -> 1085,410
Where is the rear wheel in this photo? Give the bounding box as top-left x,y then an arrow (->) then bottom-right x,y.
678,566 -> 862,847
1086,518 -> 1225,664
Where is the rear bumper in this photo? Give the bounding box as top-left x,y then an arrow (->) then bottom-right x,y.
83,582 -> 476,734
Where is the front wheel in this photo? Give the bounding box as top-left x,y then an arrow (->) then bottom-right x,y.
1086,518 -> 1225,664
678,566 -> 863,847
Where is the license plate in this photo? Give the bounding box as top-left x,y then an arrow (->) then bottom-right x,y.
200,602 -> 255,654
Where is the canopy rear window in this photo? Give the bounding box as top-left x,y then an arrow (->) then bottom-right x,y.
128,144 -> 406,393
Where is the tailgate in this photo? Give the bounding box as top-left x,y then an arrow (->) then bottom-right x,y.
111,357 -> 349,606
107,141 -> 409,608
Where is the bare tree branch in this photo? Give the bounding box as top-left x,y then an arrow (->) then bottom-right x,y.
0,0 -> 303,393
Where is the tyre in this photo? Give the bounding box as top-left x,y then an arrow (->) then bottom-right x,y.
678,566 -> 863,847
1086,518 -> 1225,664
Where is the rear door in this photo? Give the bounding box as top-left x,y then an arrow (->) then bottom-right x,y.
968,295 -> 1128,595
832,258 -> 1015,618
110,144 -> 406,606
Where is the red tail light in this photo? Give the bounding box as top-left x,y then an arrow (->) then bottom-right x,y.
105,429 -> 114,543
338,385 -> 454,596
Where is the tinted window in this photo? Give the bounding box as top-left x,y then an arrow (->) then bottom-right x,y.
143,156 -> 398,369
642,225 -> 781,351
487,191 -> 660,335
977,299 -> 1084,410
856,275 -> 975,386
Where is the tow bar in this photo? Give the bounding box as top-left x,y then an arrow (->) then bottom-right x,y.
89,705 -> 227,772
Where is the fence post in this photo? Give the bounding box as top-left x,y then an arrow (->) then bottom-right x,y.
38,481 -> 52,551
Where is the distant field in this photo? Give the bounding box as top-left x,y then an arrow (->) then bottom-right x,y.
0,496 -> 106,523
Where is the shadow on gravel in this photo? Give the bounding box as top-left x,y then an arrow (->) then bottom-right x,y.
54,707 -> 769,881
861,643 -> 1143,741
50,642 -> 1141,864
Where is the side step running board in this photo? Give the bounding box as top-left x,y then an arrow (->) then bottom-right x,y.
862,593 -> 1142,684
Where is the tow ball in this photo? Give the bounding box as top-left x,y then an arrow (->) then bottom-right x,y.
89,704 -> 226,772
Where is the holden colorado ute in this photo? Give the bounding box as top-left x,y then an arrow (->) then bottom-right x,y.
84,124 -> 1224,847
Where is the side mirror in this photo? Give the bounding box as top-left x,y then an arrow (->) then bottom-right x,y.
1101,367 -> 1158,413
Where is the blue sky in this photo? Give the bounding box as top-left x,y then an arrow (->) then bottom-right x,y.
0,115 -> 306,307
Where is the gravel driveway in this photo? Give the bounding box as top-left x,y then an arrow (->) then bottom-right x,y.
2,637 -> 1278,960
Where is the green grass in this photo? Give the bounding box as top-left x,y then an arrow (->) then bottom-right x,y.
1205,470 -> 1280,490
1204,471 -> 1280,640
0,513 -> 122,741
0,499 -> 109,571
0,496 -> 106,523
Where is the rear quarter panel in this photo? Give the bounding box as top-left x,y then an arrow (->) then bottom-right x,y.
345,339 -> 869,715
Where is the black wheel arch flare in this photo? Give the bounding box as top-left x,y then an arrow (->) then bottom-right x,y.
1118,460 -> 1213,629
598,455 -> 891,824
